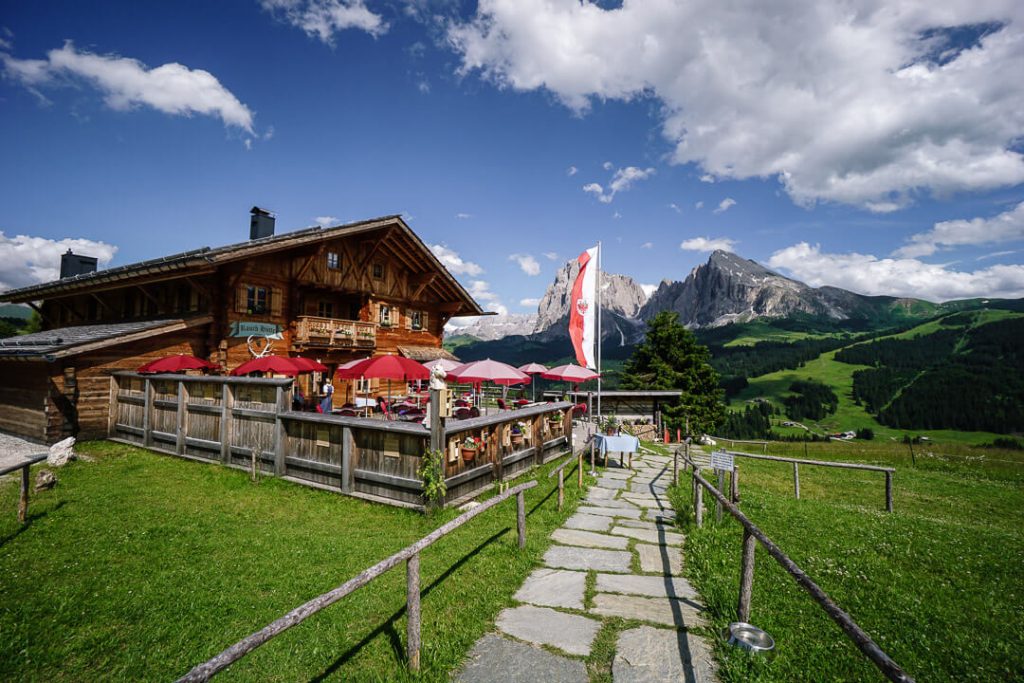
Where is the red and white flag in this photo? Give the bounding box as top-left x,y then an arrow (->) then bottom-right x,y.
569,246 -> 598,369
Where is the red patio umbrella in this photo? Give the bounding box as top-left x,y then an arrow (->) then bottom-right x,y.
518,362 -> 548,402
448,359 -> 530,386
288,357 -> 329,373
541,363 -> 600,384
138,354 -> 220,374
231,356 -> 301,376
335,355 -> 429,416
423,358 -> 462,373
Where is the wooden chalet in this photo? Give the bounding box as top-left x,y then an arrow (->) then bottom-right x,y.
0,210 -> 482,444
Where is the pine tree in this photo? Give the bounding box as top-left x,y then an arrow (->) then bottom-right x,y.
621,311 -> 725,435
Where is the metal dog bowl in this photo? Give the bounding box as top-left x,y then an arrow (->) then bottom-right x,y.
721,622 -> 775,653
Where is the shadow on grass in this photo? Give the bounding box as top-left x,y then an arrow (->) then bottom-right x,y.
0,500 -> 66,549
310,526 -> 511,682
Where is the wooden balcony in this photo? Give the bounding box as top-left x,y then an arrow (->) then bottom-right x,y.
294,316 -> 376,350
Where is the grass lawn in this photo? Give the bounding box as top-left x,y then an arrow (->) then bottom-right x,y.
669,444 -> 1024,682
0,440 -> 583,682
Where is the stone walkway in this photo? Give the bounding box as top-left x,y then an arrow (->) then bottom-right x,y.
455,450 -> 716,682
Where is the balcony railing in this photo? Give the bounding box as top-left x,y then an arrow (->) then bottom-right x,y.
294,316 -> 376,349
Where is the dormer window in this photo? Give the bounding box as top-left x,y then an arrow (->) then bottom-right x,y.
327,252 -> 339,270
372,262 -> 385,280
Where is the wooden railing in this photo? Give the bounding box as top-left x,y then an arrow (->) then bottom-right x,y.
293,315 -> 376,349
175,479 -> 538,681
1,453 -> 48,523
684,457 -> 914,683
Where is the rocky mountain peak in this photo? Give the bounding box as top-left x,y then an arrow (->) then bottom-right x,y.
533,258 -> 648,336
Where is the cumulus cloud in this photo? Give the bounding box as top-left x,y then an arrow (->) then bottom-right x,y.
509,253 -> 541,276
681,236 -> 737,252
448,2 -> 1024,210
430,244 -> 483,276
0,231 -> 118,291
695,201 -> 704,210
894,202 -> 1024,257
542,251 -> 558,261
566,165 -> 578,176
769,242 -> 1024,301
699,174 -> 715,183
713,197 -> 737,214
603,161 -> 613,170
1,41 -> 255,133
259,0 -> 386,43
313,215 -> 338,226
467,279 -> 507,315
519,297 -> 540,306
582,165 -> 655,203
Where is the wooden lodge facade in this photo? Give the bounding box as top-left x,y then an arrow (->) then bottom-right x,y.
0,211 -> 483,444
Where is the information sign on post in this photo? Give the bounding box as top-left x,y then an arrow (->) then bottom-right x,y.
711,449 -> 734,472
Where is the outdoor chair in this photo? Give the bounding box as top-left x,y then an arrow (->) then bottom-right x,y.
335,408 -> 357,417
496,398 -> 509,410
453,407 -> 471,420
469,406 -> 481,418
455,398 -> 470,408
573,403 -> 587,418
377,397 -> 392,420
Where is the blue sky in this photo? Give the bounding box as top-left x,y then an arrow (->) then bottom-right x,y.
2,1 -> 1023,320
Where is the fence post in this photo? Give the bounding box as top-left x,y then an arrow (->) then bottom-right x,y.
673,447 -> 679,486
731,465 -> 739,503
577,452 -> 583,487
18,464 -> 29,523
107,374 -> 119,438
558,469 -> 564,511
716,469 -> 725,523
220,383 -> 233,464
517,490 -> 526,549
142,377 -> 153,448
793,462 -> 800,499
695,477 -> 703,528
341,426 -> 353,493
737,528 -> 755,622
885,471 -> 893,513
176,380 -> 187,455
273,385 -> 286,476
406,552 -> 421,672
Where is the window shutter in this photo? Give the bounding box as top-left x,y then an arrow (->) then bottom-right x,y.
422,312 -> 429,331
405,308 -> 412,330
393,306 -> 400,327
236,285 -> 248,314
271,287 -> 283,317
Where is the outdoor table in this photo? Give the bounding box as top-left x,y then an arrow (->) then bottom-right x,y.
593,433 -> 640,469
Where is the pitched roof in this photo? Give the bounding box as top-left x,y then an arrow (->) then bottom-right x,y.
0,315 -> 212,360
397,345 -> 460,362
0,215 -> 484,315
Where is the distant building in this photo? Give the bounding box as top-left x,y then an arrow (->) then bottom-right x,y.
0,210 -> 482,443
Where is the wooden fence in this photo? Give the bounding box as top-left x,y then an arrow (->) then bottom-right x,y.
1,452 -> 48,523
175,479 -> 538,681
108,372 -> 572,509
684,461 -> 914,682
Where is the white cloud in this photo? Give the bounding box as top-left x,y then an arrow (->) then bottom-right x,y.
542,251 -> 558,261
509,253 -> 541,276
259,0 -> 387,44
582,165 -> 655,203
314,215 -> 338,226
417,79 -> 431,93
668,203 -> 682,213
519,297 -> 540,306
640,241 -> 653,249
430,243 -> 483,276
640,283 -> 658,299
603,161 -> 613,170
566,165 -> 578,176
1,42 -> 254,133
612,211 -> 622,219
455,212 -> 472,219
894,201 -> 1024,257
713,197 -> 737,214
699,174 -> 715,183
680,236 -> 737,252
694,201 -> 704,210
769,242 -> 1024,301
0,231 -> 118,291
977,250 -> 1018,261
467,279 -> 507,315
448,2 -> 1024,210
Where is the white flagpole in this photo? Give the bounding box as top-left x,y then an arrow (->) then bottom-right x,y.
596,241 -> 602,422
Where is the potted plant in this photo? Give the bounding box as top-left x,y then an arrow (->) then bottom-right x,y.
547,414 -> 563,433
510,421 -> 527,446
603,416 -> 620,436
460,435 -> 483,464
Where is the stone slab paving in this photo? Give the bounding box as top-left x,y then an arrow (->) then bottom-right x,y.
456,634 -> 589,683
578,505 -> 644,519
610,525 -> 686,546
543,545 -> 632,572
613,626 -> 717,683
552,528 -> 630,550
514,568 -> 586,609
591,593 -> 707,629
564,513 -> 613,532
496,605 -> 601,656
595,573 -> 698,599
637,543 -> 684,575
456,451 -> 716,683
